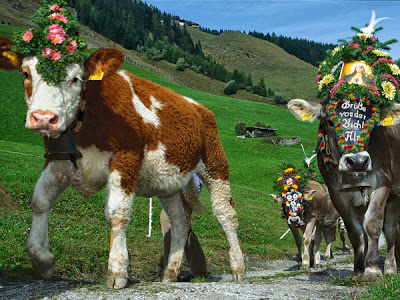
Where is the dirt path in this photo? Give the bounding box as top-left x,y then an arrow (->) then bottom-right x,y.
0,251 -> 365,299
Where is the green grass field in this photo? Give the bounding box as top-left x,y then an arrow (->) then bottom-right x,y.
2,24 -> 399,299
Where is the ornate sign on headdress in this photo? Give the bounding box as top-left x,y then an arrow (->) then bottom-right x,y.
12,0 -> 89,84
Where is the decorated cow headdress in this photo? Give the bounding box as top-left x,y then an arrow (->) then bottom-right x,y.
316,11 -> 400,169
11,0 -> 89,84
274,167 -> 309,220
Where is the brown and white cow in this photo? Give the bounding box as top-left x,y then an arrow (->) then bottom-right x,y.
0,37 -> 245,288
288,98 -> 400,279
270,180 -> 339,269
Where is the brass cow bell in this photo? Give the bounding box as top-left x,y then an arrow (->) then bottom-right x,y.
44,130 -> 82,167
338,172 -> 371,192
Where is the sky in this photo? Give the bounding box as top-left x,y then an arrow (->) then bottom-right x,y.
144,0 -> 400,60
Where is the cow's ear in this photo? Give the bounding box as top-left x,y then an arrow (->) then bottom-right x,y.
0,37 -> 23,70
303,190 -> 317,201
379,103 -> 400,127
288,99 -> 322,122
84,48 -> 125,80
269,194 -> 283,203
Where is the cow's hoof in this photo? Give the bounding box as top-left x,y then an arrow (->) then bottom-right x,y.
301,265 -> 310,272
231,272 -> 245,282
364,267 -> 383,281
162,269 -> 178,283
28,251 -> 56,279
384,266 -> 397,276
107,277 -> 128,289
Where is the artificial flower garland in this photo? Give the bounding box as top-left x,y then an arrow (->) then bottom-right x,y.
274,167 -> 306,218
12,0 -> 89,84
317,30 -> 400,108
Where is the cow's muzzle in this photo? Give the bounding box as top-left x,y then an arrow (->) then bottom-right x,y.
288,216 -> 304,226
339,151 -> 372,173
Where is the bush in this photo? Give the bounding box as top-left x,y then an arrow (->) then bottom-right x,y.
224,80 -> 238,95
176,57 -> 186,71
273,93 -> 290,105
254,121 -> 271,128
234,122 -> 247,135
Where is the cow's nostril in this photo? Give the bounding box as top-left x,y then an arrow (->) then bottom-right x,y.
346,156 -> 356,166
49,115 -> 58,125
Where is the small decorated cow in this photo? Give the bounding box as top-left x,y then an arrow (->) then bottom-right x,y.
0,0 -> 244,288
270,168 -> 340,269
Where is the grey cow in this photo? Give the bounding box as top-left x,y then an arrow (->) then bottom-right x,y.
270,181 -> 339,269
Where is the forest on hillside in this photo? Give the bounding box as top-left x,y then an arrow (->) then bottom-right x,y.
201,27 -> 336,67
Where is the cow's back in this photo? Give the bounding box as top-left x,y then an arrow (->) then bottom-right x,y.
303,181 -> 339,226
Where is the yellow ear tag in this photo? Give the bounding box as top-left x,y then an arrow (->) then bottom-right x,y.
302,111 -> 313,121
2,51 -> 17,61
382,115 -> 394,126
89,69 -> 104,80
307,196 -> 313,201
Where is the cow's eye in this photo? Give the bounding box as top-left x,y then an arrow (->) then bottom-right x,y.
72,77 -> 79,83
23,71 -> 29,79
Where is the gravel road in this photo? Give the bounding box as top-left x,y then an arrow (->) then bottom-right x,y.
0,251 -> 365,300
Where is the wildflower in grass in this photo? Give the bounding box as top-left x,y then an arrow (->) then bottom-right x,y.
381,81 -> 396,100
22,31 -> 33,42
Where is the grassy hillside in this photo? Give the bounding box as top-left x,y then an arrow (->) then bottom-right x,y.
189,28 -> 319,102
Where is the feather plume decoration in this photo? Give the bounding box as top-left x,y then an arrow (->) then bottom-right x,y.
361,10 -> 393,34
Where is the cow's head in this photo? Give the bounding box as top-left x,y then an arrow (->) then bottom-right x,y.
287,13 -> 400,187
288,98 -> 400,180
270,187 -> 315,226
0,36 -> 124,139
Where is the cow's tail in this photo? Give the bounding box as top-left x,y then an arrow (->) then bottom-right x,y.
183,175 -> 206,214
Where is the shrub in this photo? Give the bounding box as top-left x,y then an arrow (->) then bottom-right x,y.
224,80 -> 238,95
234,122 -> 247,135
273,93 -> 290,105
176,57 -> 186,71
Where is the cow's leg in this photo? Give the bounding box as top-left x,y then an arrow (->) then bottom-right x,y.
289,225 -> 303,263
363,186 -> 390,280
160,192 -> 190,282
200,176 -> 245,281
328,189 -> 365,275
27,161 -> 72,279
314,226 -> 322,267
105,170 -> 134,289
383,197 -> 400,276
323,226 -> 336,262
302,217 -> 316,270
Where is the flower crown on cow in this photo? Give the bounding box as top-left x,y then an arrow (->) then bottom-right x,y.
275,167 -> 305,193
12,0 -> 89,84
317,11 -> 400,108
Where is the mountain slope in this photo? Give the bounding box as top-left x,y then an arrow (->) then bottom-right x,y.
189,28 -> 318,101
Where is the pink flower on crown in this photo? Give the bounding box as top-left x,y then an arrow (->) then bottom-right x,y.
50,4 -> 64,12
66,39 -> 77,55
41,48 -> 53,58
48,24 -> 65,35
22,31 -> 33,42
51,50 -> 61,61
49,33 -> 65,45
49,13 -> 68,24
